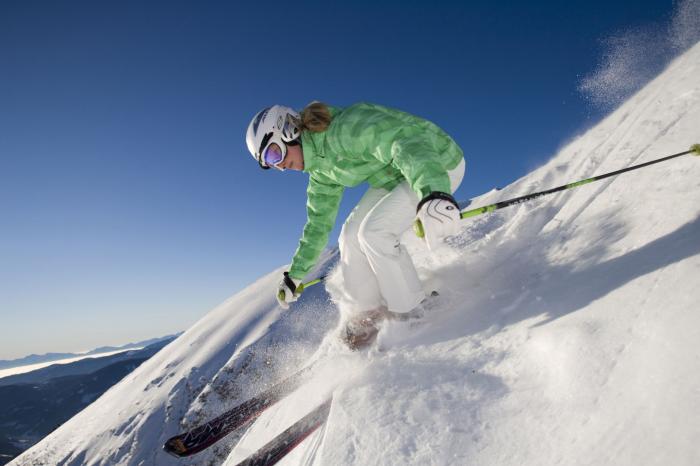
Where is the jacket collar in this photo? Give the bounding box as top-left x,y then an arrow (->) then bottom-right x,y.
300,105 -> 341,174
301,132 -> 320,174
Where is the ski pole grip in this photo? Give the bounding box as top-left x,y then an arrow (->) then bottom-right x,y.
413,219 -> 425,238
691,143 -> 700,156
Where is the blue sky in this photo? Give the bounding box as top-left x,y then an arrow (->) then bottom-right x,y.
0,0 -> 681,359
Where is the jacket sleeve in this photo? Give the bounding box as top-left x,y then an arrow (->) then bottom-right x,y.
335,103 -> 459,199
386,128 -> 453,199
288,175 -> 344,280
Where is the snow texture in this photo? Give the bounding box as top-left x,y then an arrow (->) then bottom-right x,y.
580,27 -> 669,109
10,42 -> 700,466
579,0 -> 700,110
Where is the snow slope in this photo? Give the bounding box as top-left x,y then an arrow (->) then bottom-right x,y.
11,42 -> 700,466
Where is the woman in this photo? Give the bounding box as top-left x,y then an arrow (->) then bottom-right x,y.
245,102 -> 465,349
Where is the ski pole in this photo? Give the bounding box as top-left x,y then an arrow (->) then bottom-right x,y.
297,145 -> 699,293
295,276 -> 324,294
414,144 -> 700,238
277,276 -> 325,303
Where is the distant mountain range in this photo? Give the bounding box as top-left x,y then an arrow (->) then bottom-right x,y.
0,334 -> 181,370
0,335 -> 180,465
0,335 -> 179,387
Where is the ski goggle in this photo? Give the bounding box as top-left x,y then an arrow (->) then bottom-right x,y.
262,143 -> 285,168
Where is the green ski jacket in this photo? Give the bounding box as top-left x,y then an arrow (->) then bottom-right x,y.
288,102 -> 464,280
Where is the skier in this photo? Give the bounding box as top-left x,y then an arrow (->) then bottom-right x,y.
246,102 -> 465,349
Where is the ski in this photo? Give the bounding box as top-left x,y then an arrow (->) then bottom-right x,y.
234,397 -> 332,466
163,364 -> 315,457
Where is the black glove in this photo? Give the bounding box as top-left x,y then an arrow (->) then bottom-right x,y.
276,272 -> 302,309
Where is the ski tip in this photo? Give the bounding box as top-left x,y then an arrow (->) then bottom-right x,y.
691,143 -> 700,156
163,437 -> 188,458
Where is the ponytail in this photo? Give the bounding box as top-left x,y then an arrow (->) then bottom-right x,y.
299,101 -> 332,133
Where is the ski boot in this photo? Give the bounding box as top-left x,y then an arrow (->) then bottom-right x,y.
341,308 -> 390,351
390,291 -> 440,322
341,292 -> 440,350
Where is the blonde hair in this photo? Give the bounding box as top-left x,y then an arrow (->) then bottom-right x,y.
299,101 -> 332,133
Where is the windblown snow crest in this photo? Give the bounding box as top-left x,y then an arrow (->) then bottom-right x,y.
579,0 -> 700,110
11,44 -> 700,466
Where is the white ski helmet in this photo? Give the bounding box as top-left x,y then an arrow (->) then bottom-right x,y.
246,105 -> 301,169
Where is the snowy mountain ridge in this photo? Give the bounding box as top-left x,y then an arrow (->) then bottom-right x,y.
0,334 -> 182,379
11,42 -> 700,466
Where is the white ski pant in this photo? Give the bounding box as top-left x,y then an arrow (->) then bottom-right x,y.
337,159 -> 465,314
